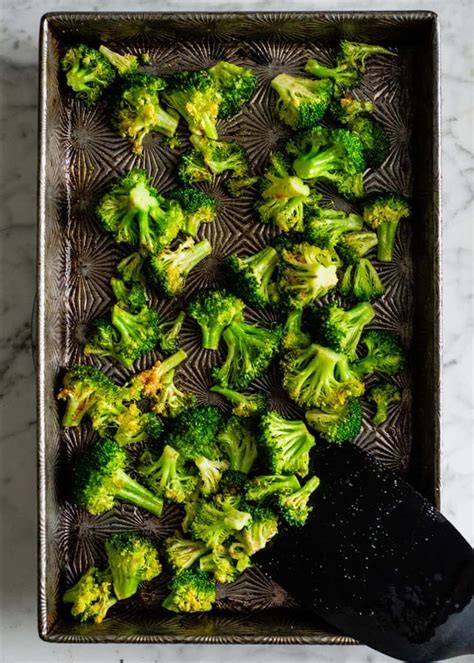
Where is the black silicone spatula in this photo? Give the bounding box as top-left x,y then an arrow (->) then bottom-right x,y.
256,442 -> 474,662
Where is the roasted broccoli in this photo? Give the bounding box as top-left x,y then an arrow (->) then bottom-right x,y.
213,319 -> 282,389
138,445 -> 198,504
113,404 -> 163,446
195,456 -> 229,496
277,475 -> 320,527
305,397 -> 363,443
170,187 -> 217,237
125,350 -> 188,400
363,195 -> 411,262
104,532 -> 161,600
329,94 -> 375,124
57,364 -> 117,428
225,175 -> 260,198
74,438 -> 164,516
225,246 -> 280,308
281,343 -> 365,411
99,45 -> 139,76
63,567 -> 116,623
219,469 -> 249,497
209,60 -> 257,118
271,73 -> 333,129
352,330 -> 405,377
259,411 -> 316,477
367,382 -> 402,425
282,308 -> 312,351
116,251 -> 147,285
164,534 -> 209,573
314,301 -> 375,358
190,494 -> 252,548
157,310 -> 186,355
147,238 -> 212,297
162,568 -> 216,613
340,258 -> 385,302
61,44 -> 115,106
188,289 -> 245,350
111,277 -> 148,313
190,135 -> 249,177
349,115 -> 389,168
164,69 -> 221,139
278,242 -> 340,308
217,416 -> 258,474
210,385 -> 267,418
199,544 -> 245,584
177,149 -> 212,185
339,39 -> 396,72
111,73 -> 179,154
304,205 -> 363,249
246,474 -> 301,502
167,405 -> 224,461
338,231 -> 378,264
236,505 -> 279,555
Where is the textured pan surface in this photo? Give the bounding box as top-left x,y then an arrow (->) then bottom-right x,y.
37,11 -> 440,643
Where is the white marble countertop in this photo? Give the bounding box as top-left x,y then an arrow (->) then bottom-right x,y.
0,0 -> 472,661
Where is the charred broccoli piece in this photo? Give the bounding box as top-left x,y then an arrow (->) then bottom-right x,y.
277,475 -> 320,527
164,534 -> 209,573
164,69 -> 221,139
167,405 -> 224,461
147,238 -> 212,298
338,231 -> 378,264
177,149 -> 212,185
314,301 -> 375,358
99,45 -> 139,76
199,544 -> 247,584
363,194 -> 411,262
209,60 -> 257,118
217,416 -> 258,474
340,258 -> 385,302
271,73 -> 333,129
305,397 -> 363,444
225,246 -> 280,309
74,438 -> 164,517
246,474 -> 301,503
282,343 -> 365,411
57,364 -> 117,428
367,382 -> 402,425
304,205 -> 363,249
138,445 -> 198,504
282,309 -> 312,351
188,289 -> 245,350
61,44 -> 115,106
190,135 -> 249,177
157,310 -> 186,355
112,404 -> 163,447
162,568 -> 216,613
236,505 -> 279,555
352,330 -> 405,378
63,567 -> 116,623
170,187 -> 217,237
105,532 -> 161,600
210,385 -> 267,418
259,411 -> 316,477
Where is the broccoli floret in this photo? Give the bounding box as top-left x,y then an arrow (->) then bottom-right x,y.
367,382 -> 401,425
225,246 -> 280,309
113,404 -> 163,446
277,475 -> 320,527
217,416 -> 258,474
167,405 -> 223,461
219,469 -> 249,496
271,73 -> 333,129
246,474 -> 301,502
111,277 -> 148,313
363,195 -> 411,262
227,540 -> 254,572
340,258 -> 385,302
63,567 -> 117,623
162,568 -> 216,613
304,58 -> 359,94
333,171 -> 365,201
84,303 -> 159,369
282,343 -> 365,411
213,319 -> 282,389
339,40 -> 396,73
259,411 -> 316,477
225,175 -> 260,198
352,330 -> 405,378
199,544 -> 245,584
152,370 -> 197,419
170,187 -> 217,237
195,456 -> 229,496
208,60 -> 257,118
99,45 -> 139,76
349,115 -> 389,168
147,238 -> 212,298
165,534 -> 209,573
190,495 -> 251,548
57,364 -> 117,427
96,169 -> 183,252
287,126 -> 366,186
338,231 -> 378,264
305,397 -> 363,444
177,149 -> 212,185
157,311 -> 186,355
210,385 -> 267,418
278,242 -> 340,309
87,389 -> 128,438
111,73 -> 179,154
74,438 -> 164,517
138,445 -> 198,504
116,251 -> 147,285
304,206 -> 363,249
164,69 -> 221,139
314,301 -> 375,358
125,350 -> 188,400
61,44 -> 115,106
188,289 -> 245,350
190,135 -> 249,177
329,93 -> 374,124
256,153 -> 312,232
236,505 -> 279,555
282,309 -> 312,351
104,532 -> 161,600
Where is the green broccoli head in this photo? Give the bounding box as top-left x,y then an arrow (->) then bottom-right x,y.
329,93 -> 375,124
124,350 -> 188,401
304,205 -> 363,249
157,311 -> 186,355
188,289 -> 245,350
74,438 -> 164,517
199,544 -> 247,584
99,45 -> 139,76
190,135 -> 249,177
217,416 -> 258,474
61,44 -> 115,106
277,475 -> 320,527
225,246 -> 280,309
113,403 -> 163,446
246,474 -> 301,503
305,397 -> 363,444
63,567 -> 117,623
219,469 -> 249,496
111,73 -> 179,154
271,73 -> 333,129
195,456 -> 230,496
259,411 -> 316,477
170,187 -> 218,237
236,505 -> 279,555
104,532 -> 161,600
167,405 -> 224,461
147,238 -> 212,298
209,60 -> 257,118
352,330 -> 405,378
282,308 -> 312,351
340,258 -> 385,302
111,277 -> 148,313
367,382 -> 402,425
213,319 -> 283,390
165,533 -> 209,573
338,40 -> 396,74
190,494 -> 252,548
304,57 -> 360,95
363,194 -> 411,262
349,115 -> 389,168
210,385 -> 267,418
282,343 -> 365,411
138,445 -> 199,504
164,69 -> 221,139
314,301 -> 375,358
177,149 -> 212,185
278,242 -> 340,309
57,363 -> 117,428
162,568 -> 216,613
338,231 -> 378,265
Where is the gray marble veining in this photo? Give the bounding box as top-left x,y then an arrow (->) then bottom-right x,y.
0,0 -> 473,661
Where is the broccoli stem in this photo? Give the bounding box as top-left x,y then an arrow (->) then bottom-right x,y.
293,146 -> 343,181
377,220 -> 400,262
289,475 -> 320,507
115,469 -> 164,516
155,106 -> 180,138
305,59 -> 357,88
158,349 -> 188,374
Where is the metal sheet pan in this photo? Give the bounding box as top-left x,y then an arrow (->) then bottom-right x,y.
37,11 -> 441,643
